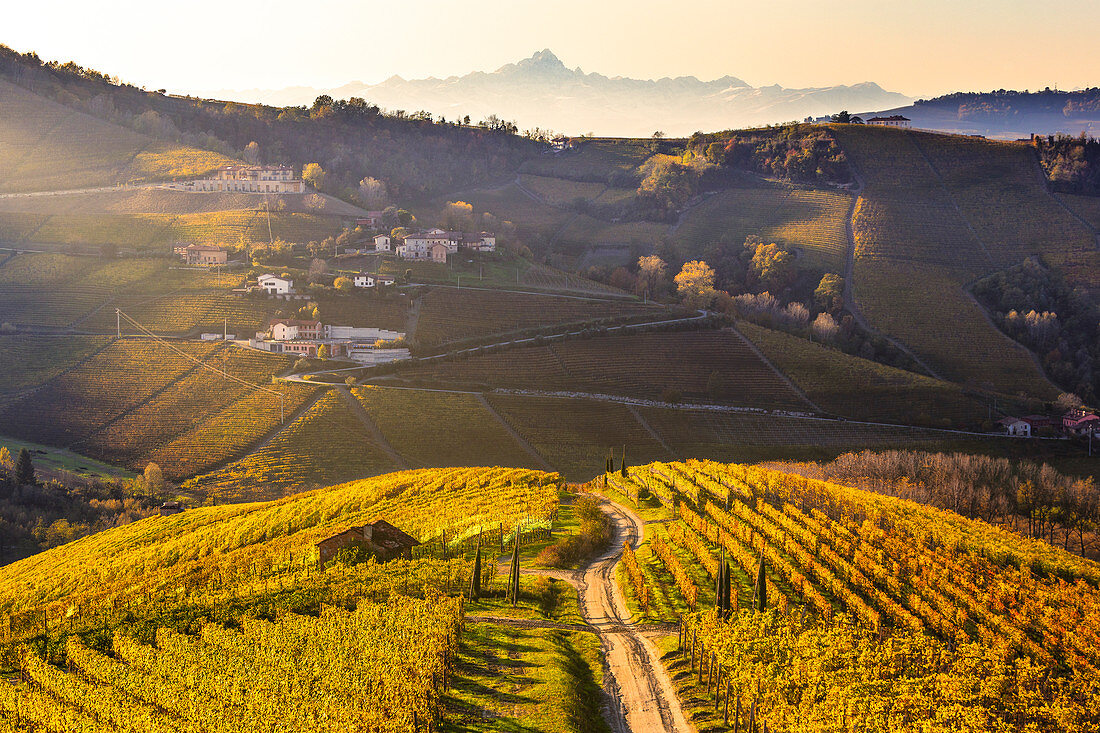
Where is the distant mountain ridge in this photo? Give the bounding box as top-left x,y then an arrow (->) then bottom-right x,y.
210,49 -> 912,137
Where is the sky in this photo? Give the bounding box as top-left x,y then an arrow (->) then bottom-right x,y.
3,0 -> 1096,99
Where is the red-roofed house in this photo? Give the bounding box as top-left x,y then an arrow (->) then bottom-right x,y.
1063,410 -> 1100,436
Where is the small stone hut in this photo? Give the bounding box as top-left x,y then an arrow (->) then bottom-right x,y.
315,520 -> 420,566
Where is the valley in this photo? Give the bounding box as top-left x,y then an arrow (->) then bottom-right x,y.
0,36 -> 1098,733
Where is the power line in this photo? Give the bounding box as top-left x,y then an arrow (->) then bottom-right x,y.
115,309 -> 286,420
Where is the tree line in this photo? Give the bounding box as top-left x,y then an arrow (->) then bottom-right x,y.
791,449 -> 1099,557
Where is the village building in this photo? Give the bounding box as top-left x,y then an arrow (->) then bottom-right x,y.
353,273 -> 396,288
396,228 -> 496,260
257,274 -> 294,295
997,417 -> 1032,437
1062,409 -> 1100,436
373,234 -> 392,251
164,165 -> 305,194
868,115 -> 912,128
177,244 -> 228,266
315,520 -> 420,566
356,211 -> 387,229
159,501 -> 185,516
270,319 -> 322,341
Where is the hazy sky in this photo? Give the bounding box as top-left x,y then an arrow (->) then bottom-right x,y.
4,0 -> 1095,98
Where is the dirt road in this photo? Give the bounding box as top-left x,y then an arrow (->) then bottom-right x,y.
511,496 -> 690,732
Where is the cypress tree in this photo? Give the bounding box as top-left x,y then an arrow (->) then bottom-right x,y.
754,554 -> 767,612
14,449 -> 34,486
469,540 -> 482,600
620,445 -> 627,477
508,539 -> 520,606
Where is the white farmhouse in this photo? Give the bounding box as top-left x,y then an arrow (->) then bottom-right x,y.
373,234 -> 392,252
257,273 -> 294,295
353,273 -> 375,288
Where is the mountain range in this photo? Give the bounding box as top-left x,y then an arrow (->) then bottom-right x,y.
209,49 -> 912,137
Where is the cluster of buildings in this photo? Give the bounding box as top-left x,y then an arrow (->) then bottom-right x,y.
354,229 -> 496,262
249,317 -> 408,364
163,165 -> 305,194
175,243 -> 229,266
395,229 -> 496,262
998,408 -> 1099,438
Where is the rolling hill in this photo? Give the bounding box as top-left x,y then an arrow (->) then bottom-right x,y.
1,461 -> 1097,731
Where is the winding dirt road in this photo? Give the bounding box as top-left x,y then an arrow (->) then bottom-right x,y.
505,496 -> 691,732
581,496 -> 691,733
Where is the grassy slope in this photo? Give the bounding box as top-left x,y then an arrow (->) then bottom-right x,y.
0,78 -> 236,193
833,124 -> 1062,397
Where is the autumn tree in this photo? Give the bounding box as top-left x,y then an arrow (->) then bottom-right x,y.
674,260 -> 717,309
334,276 -> 353,293
443,201 -> 475,230
243,141 -> 261,164
143,462 -> 164,495
635,255 -> 669,298
302,162 -> 326,191
750,242 -> 796,292
0,446 -> 12,472
357,177 -> 389,208
814,273 -> 845,312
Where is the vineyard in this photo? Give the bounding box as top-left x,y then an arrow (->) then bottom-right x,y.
183,390 -> 398,500
910,132 -> 1098,283
0,339 -> 307,477
833,125 -> 1070,397
0,466 -> 559,611
0,465 -> 570,731
486,393 -> 674,480
413,287 -> 659,346
352,386 -> 540,469
5,599 -> 462,733
599,458 -> 1100,731
633,407 -> 952,466
670,184 -> 851,270
400,329 -> 810,410
735,321 -> 987,426
0,335 -> 111,396
853,261 -> 1058,396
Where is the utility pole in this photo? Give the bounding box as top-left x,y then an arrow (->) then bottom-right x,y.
116,308 -> 121,338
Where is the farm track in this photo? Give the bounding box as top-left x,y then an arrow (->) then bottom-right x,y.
336,386 -> 409,470
474,393 -> 553,471
727,326 -> 821,414
626,404 -> 679,460
503,496 -> 691,733
838,166 -> 945,380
